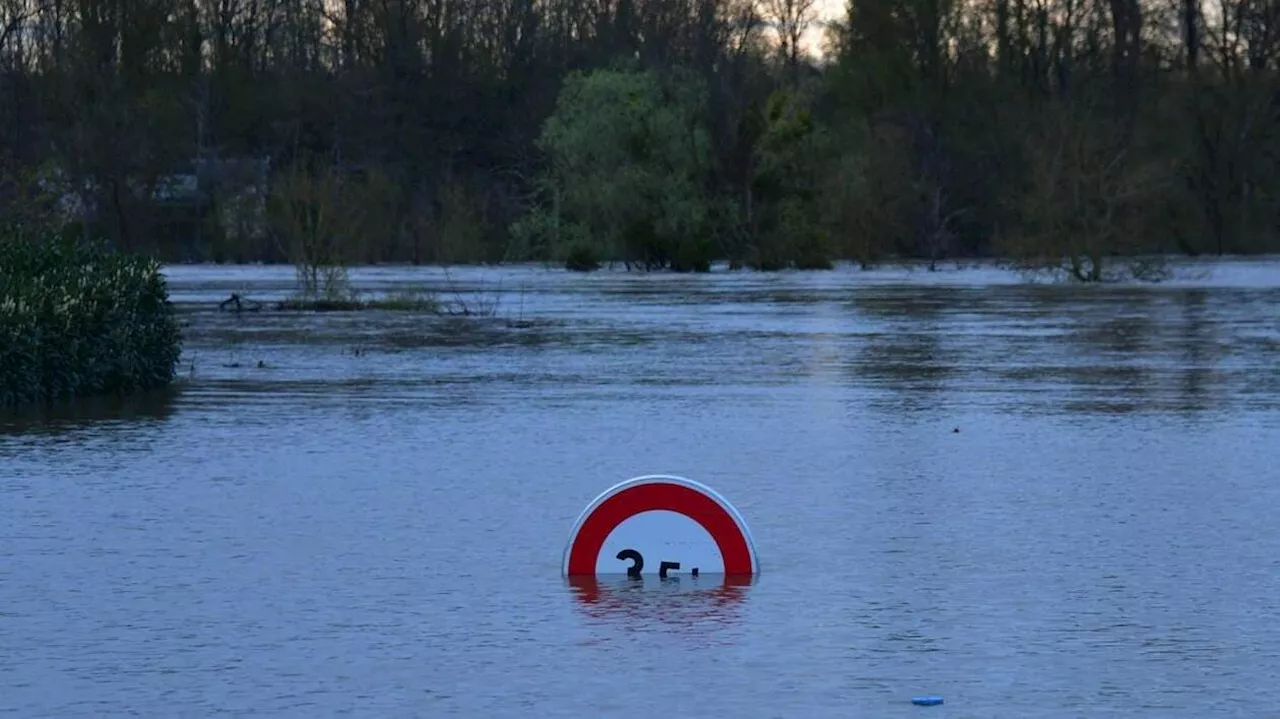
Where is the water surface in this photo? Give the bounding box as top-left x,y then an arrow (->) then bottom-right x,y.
3,259 -> 1279,717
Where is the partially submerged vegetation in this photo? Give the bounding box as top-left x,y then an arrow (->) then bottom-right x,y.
222,276 -> 501,316
0,225 -> 182,408
274,288 -> 441,313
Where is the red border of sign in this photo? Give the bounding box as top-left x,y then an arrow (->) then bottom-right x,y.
563,477 -> 758,576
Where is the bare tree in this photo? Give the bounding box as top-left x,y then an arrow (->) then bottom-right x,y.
765,0 -> 815,73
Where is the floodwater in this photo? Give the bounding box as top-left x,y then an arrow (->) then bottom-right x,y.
2,258 -> 1279,718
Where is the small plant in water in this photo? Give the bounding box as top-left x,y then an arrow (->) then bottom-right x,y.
437,268 -> 502,317
379,288 -> 441,312
271,264 -> 502,318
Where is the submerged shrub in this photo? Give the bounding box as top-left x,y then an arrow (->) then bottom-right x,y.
0,230 -> 182,408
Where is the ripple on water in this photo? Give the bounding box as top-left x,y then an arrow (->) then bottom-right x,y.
2,260 -> 1279,717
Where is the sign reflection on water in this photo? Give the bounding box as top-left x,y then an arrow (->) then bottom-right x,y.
566,574 -> 756,630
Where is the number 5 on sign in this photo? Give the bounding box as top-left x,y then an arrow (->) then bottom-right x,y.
561,475 -> 760,578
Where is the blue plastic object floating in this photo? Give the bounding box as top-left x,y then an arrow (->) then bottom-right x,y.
911,696 -> 944,707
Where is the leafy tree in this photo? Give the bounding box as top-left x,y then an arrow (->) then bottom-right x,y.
747,87 -> 832,269
518,66 -> 717,272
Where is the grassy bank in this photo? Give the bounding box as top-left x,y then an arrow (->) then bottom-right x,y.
0,230 -> 183,408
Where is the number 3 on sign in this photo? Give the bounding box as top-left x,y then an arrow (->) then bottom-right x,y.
616,549 -> 683,578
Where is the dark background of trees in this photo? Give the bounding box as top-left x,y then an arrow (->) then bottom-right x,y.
1,0 -> 1277,276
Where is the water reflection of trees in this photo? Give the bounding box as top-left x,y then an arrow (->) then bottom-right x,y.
1172,288 -> 1278,415
847,287 -> 959,412
0,386 -> 179,436
845,284 -> 1243,416
1176,290 -> 1214,413
1059,288 -> 1157,413
1044,287 -> 1228,415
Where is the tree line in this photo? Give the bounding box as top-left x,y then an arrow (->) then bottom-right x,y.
1,0 -> 1277,279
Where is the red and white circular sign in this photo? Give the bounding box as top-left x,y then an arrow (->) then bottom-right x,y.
561,475 -> 760,578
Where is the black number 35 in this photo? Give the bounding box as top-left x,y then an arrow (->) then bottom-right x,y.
616,548 -> 685,578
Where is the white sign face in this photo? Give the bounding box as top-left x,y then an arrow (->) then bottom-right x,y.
562,474 -> 760,578
595,510 -> 725,576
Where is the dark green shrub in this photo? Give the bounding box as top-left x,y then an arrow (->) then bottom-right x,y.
0,229 -> 182,408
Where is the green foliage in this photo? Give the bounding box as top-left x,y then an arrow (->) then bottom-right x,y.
0,229 -> 183,408
817,119 -> 906,267
433,181 -> 491,264
522,66 -> 717,272
998,102 -> 1176,282
516,69 -> 838,272
746,88 -> 833,270
828,0 -> 932,113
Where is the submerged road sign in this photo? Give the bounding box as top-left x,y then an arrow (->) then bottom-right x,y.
561,475 -> 760,578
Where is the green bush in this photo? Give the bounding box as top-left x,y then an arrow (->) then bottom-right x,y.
0,230 -> 183,408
